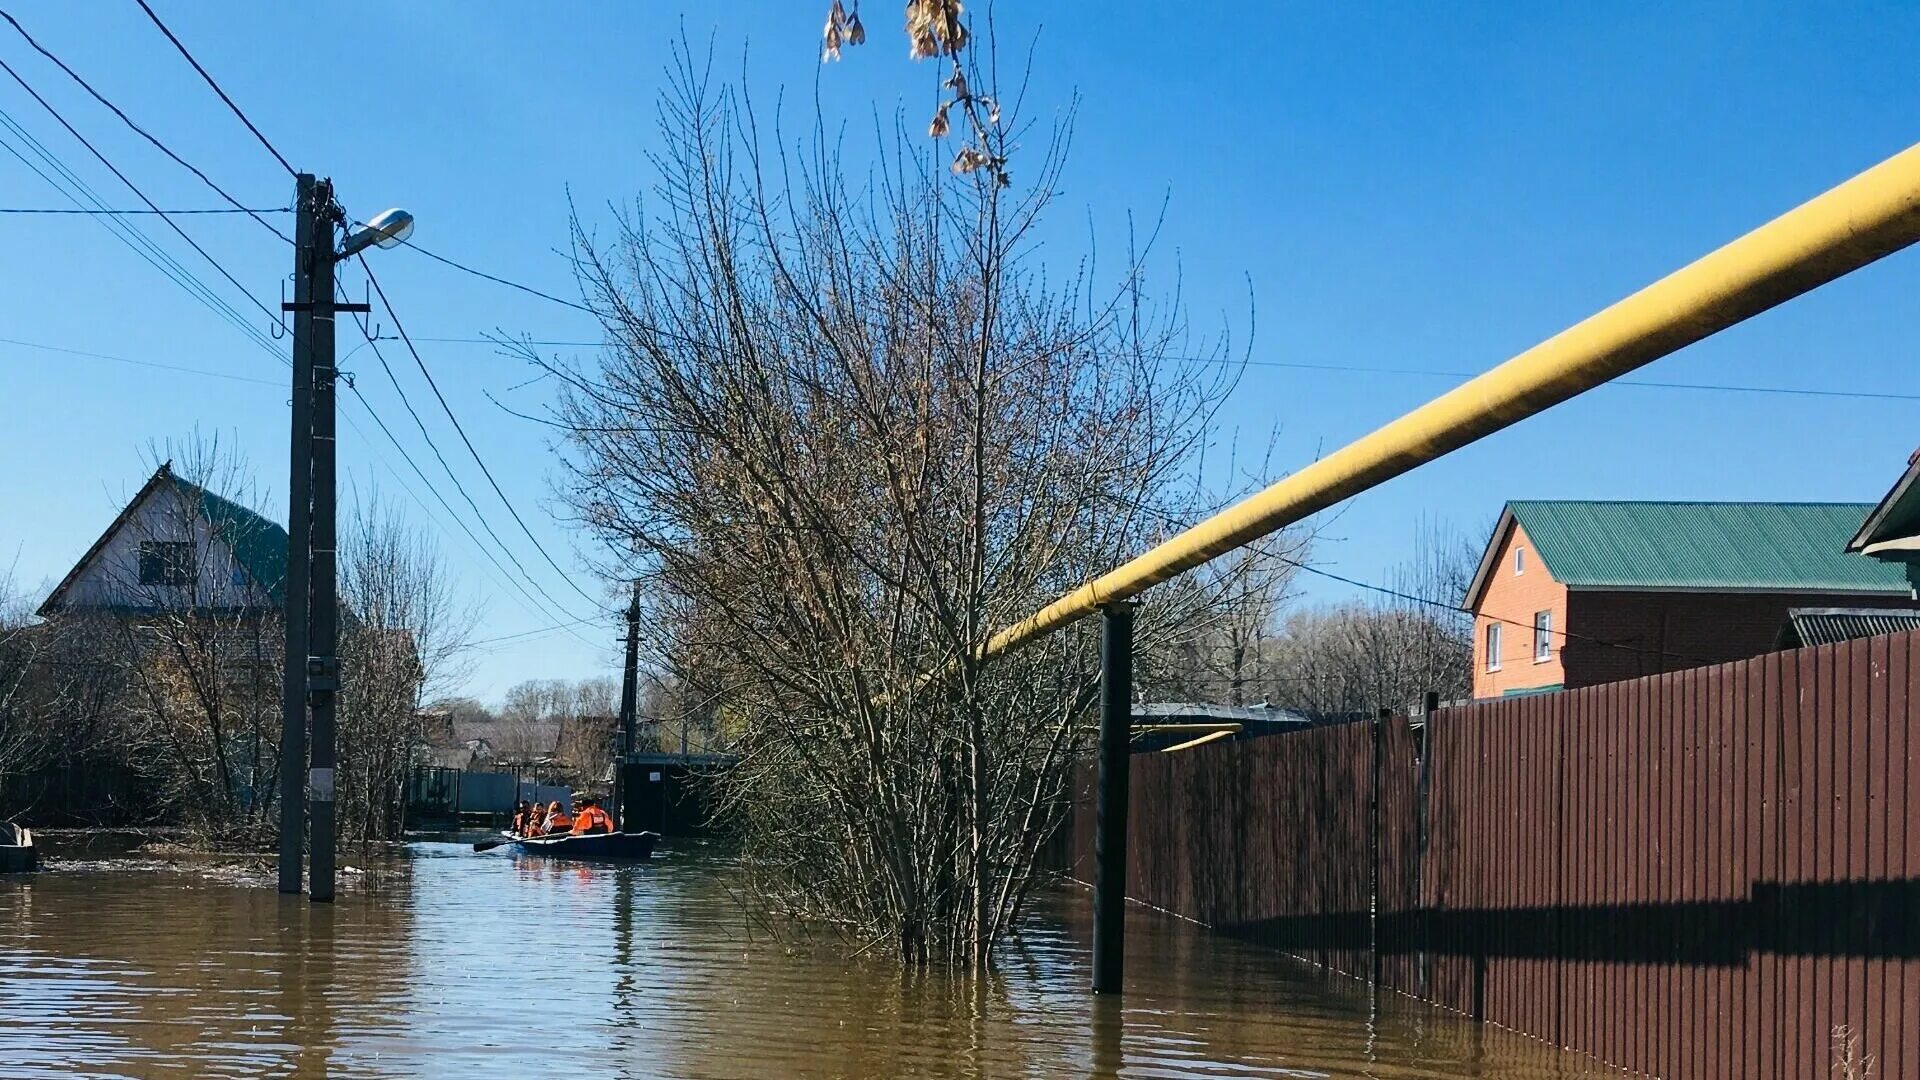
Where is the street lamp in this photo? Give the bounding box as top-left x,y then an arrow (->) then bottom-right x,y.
339,208 -> 415,258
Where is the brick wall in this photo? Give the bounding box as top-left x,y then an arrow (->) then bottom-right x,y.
1562,588 -> 1916,687
1471,521 -> 1567,698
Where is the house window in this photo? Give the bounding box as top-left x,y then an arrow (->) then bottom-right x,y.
1485,623 -> 1502,672
138,541 -> 195,586
1534,610 -> 1553,662
1514,547 -> 1525,574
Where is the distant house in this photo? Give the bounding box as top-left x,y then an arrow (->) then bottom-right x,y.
37,462 -> 286,616
1465,501 -> 1912,698
1845,448 -> 1920,596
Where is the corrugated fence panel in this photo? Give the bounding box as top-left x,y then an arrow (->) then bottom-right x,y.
1068,628 -> 1920,1078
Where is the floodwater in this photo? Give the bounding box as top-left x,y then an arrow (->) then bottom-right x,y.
0,838 -> 1619,1079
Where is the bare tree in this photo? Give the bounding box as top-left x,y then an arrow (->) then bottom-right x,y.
337,491 -> 476,842
546,29 -> 1239,969
1259,518 -> 1477,717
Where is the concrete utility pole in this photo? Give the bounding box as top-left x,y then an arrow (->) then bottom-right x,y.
614,582 -> 640,831
305,176 -> 342,904
276,174 -> 404,902
277,175 -> 318,896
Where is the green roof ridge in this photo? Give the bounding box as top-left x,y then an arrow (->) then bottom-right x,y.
1506,500 -> 1905,594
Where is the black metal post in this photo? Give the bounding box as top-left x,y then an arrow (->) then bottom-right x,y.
277,173 -> 318,895
615,582 -> 640,830
1415,689 -> 1439,997
1092,602 -> 1134,994
307,179 -> 340,904
1370,706 -> 1388,988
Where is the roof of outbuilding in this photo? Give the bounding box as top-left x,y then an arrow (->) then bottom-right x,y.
1847,448 -> 1920,556
1466,500 -> 1907,609
1775,607 -> 1920,650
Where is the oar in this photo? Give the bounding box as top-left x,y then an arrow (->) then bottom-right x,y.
472,834 -> 524,852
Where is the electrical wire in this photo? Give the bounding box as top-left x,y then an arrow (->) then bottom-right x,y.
0,107 -> 283,360
337,380 -> 605,650
0,335 -> 281,386
390,238 -> 596,314
466,615 -> 605,649
334,293 -> 606,634
357,255 -> 616,614
131,0 -> 297,179
1273,554 -> 1719,667
334,276 -> 609,637
0,8 -> 290,243
0,204 -> 288,214
0,53 -> 285,328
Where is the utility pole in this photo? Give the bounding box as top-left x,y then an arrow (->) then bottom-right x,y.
614,582 -> 640,831
306,176 -> 342,904
277,175 -> 318,895
279,174 -> 382,903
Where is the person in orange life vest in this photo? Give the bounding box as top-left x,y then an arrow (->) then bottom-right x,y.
570,794 -> 614,835
525,802 -> 548,836
544,800 -> 573,833
510,800 -> 530,836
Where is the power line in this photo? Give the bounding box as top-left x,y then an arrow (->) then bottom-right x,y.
1202,355 -> 1920,404
131,0 -> 297,179
1275,555 -> 1719,667
0,9 -> 290,244
0,204 -> 289,214
467,615 -> 605,649
337,380 -> 604,650
389,237 -> 596,314
0,106 -> 283,360
0,51 -> 285,328
0,335 -> 281,386
333,289 -> 604,633
358,255 -> 616,614
393,332 -> 1920,405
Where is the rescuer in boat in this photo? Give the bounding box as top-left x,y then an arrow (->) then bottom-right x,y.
570,794 -> 614,835
542,800 -> 573,835
510,800 -> 531,836
523,802 -> 548,837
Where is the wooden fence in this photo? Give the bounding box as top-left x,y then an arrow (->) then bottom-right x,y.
1068,629 -> 1920,1079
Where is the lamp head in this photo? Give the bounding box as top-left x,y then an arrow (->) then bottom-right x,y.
339,208 -> 415,258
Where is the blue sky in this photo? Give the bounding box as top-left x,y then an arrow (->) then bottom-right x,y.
3,3 -> 1917,703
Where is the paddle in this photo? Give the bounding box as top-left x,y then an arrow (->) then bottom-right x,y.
471,829 -> 618,852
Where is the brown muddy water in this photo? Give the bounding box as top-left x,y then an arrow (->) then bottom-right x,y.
0,837 -> 1619,1079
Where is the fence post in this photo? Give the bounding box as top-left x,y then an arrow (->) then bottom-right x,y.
1415,690 -> 1438,998
1092,602 -> 1135,995
1371,707 -> 1388,989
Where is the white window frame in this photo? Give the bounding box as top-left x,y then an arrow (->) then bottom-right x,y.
1485,623 -> 1502,672
1534,610 -> 1553,663
1514,546 -> 1525,574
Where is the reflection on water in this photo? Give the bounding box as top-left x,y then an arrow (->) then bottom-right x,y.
0,840 -> 1617,1078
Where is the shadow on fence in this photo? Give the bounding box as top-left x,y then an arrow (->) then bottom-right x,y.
1068,629 -> 1920,1080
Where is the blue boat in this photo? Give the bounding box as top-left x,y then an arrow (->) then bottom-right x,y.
500,829 -> 658,861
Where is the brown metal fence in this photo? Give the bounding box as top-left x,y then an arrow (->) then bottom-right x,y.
1069,630 -> 1920,1079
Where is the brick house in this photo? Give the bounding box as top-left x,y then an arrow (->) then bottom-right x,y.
1464,501 -> 1912,698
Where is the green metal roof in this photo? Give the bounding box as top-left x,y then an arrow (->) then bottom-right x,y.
174,474 -> 289,605
1509,500 -> 1908,593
